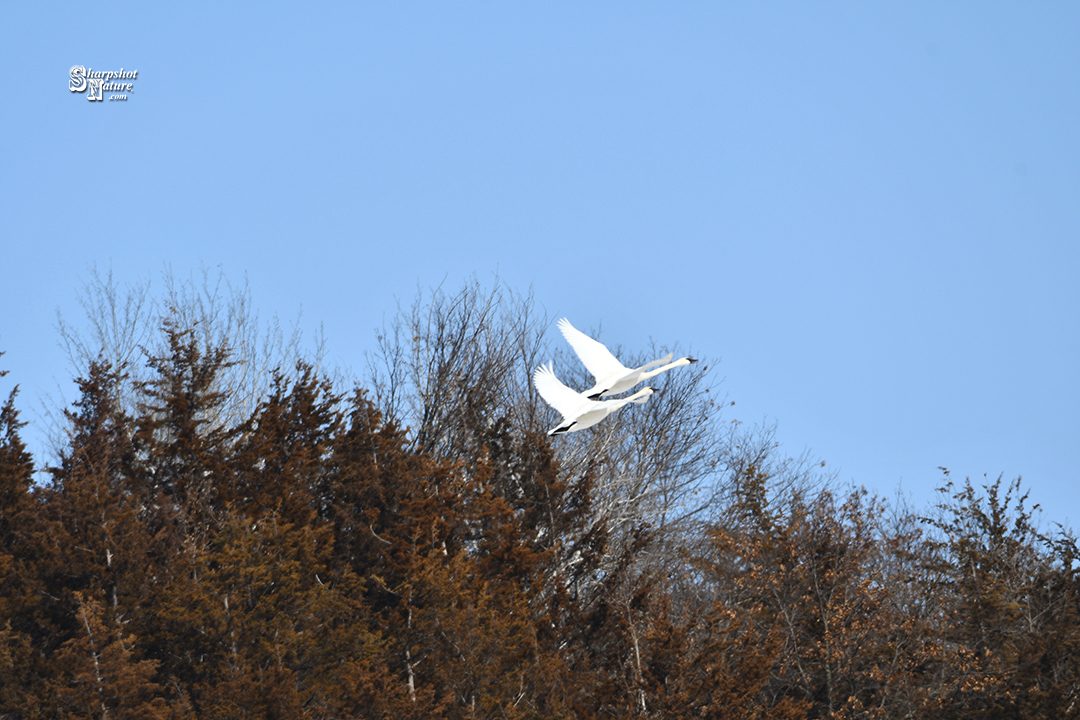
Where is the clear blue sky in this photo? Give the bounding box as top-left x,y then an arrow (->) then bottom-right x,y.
2,3 -> 1077,528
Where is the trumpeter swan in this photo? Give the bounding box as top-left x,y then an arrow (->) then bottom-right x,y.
557,318 -> 697,399
533,362 -> 655,436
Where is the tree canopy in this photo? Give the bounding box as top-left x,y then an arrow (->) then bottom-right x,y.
0,276 -> 1076,719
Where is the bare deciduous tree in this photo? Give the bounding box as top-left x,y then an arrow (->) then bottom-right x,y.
365,277 -> 740,605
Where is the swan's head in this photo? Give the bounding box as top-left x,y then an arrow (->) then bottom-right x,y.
683,357 -> 699,365
628,386 -> 657,404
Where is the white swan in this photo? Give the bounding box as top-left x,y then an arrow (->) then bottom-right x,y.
533,362 -> 655,436
557,318 -> 697,399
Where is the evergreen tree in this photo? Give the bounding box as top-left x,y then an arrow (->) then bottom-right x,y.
228,362 -> 341,525
48,592 -> 177,720
0,362 -> 35,610
133,319 -> 236,548
0,360 -> 49,718
37,359 -> 193,716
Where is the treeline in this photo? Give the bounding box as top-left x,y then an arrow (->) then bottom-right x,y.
1,276 -> 1078,719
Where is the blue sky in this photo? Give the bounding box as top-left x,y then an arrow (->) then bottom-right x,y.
2,3 -> 1077,527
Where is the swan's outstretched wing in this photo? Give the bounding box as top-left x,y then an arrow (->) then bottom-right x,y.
533,362 -> 585,418
640,352 -> 674,372
557,318 -> 627,382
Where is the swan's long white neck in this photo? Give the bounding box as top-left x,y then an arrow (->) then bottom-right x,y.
607,386 -> 653,408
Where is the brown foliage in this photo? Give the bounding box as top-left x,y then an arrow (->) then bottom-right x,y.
48,592 -> 173,720
1,281 -> 1077,719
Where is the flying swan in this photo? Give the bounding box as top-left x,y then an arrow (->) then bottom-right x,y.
557,318 -> 697,399
533,361 -> 655,436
